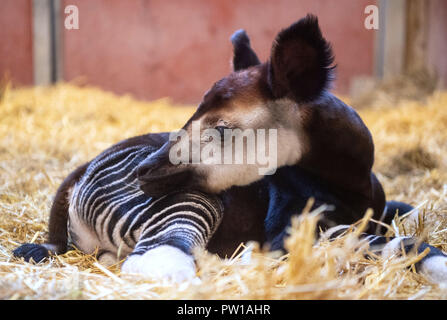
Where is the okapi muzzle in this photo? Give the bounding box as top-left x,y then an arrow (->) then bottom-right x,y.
137,140 -> 201,198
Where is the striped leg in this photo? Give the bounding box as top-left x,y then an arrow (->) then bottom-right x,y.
323,225 -> 447,284
369,235 -> 447,283
121,191 -> 223,282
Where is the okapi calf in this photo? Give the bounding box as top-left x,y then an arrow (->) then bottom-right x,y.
136,15 -> 447,283
14,15 -> 447,283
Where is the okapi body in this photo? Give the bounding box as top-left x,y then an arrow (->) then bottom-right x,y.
13,133 -> 267,281
14,15 -> 447,283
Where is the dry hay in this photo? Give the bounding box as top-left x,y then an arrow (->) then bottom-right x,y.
1,83 -> 447,300
350,69 -> 439,110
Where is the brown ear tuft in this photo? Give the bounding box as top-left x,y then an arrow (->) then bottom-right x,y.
231,29 -> 261,71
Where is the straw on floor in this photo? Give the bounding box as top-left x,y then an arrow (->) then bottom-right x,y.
0,83 -> 446,299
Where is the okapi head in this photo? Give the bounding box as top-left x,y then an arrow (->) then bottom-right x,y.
137,15 -> 373,198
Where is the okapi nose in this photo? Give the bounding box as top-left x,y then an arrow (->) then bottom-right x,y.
137,159 -> 164,179
136,163 -> 155,179
137,141 -> 172,180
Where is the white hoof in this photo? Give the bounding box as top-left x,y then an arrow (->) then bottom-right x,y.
121,245 -> 196,283
420,255 -> 447,284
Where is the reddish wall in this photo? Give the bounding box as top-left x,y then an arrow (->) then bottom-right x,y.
62,0 -> 376,103
0,0 -> 33,85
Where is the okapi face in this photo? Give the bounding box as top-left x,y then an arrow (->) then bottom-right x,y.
138,15 -> 334,197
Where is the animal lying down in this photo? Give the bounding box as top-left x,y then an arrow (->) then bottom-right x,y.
14,15 -> 447,284
14,139 -> 224,282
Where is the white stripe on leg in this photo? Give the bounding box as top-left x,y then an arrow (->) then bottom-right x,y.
380,236 -> 410,259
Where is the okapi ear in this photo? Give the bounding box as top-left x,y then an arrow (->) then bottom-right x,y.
231,29 -> 261,71
268,14 -> 335,102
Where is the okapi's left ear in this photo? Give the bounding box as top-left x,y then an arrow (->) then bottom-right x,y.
231,29 -> 261,71
268,14 -> 335,102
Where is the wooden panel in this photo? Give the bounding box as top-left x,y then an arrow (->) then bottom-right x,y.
32,0 -> 53,85
427,0 -> 447,87
376,0 -> 406,78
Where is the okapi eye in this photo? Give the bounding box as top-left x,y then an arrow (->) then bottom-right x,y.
215,126 -> 228,138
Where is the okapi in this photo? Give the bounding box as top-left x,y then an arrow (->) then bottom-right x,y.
14,15 -> 447,283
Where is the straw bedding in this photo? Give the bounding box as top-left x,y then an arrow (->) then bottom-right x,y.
0,83 -> 446,300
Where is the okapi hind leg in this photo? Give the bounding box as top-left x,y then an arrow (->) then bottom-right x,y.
374,200 -> 418,235
13,163 -> 89,263
323,225 -> 447,284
